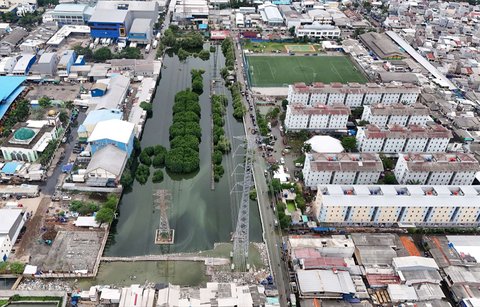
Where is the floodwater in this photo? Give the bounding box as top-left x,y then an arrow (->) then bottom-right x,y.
76,261 -> 207,288
105,45 -> 262,256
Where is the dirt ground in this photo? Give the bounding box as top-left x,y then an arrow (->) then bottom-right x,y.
13,196 -> 51,261
25,83 -> 82,102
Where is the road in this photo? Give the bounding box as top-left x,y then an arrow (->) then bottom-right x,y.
39,110 -> 86,195
232,35 -> 291,306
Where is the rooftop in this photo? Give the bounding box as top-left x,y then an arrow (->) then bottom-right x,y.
359,32 -> 406,59
361,123 -> 453,139
88,119 -> 134,144
129,18 -> 151,34
288,104 -> 351,116
398,153 -> 480,173
368,103 -> 430,116
0,76 -> 26,103
290,82 -> 420,95
0,208 -> 22,234
86,144 -> 127,177
296,269 -> 356,295
317,185 -> 480,208
88,9 -> 128,24
306,152 -> 384,172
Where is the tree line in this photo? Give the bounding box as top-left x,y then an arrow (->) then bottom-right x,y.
211,95 -> 231,181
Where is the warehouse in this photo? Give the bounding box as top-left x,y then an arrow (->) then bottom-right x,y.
88,1 -> 159,39
85,144 -> 127,187
51,4 -> 94,25
0,76 -> 27,121
12,54 -> 36,75
296,269 -> 356,299
259,2 -> 284,26
78,109 -> 123,141
33,52 -> 59,77
127,18 -> 152,43
87,119 -> 135,156
359,32 -> 406,60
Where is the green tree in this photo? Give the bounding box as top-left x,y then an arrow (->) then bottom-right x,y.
302,142 -> 312,153
198,49 -> 210,61
93,47 -> 113,62
270,178 -> 282,194
139,151 -> 152,166
143,146 -> 155,156
384,173 -> 397,184
152,170 -> 164,183
135,164 -> 150,184
103,194 -> 118,210
38,96 -> 51,108
249,189 -> 257,200
380,154 -> 393,170
341,136 -> 357,152
140,101 -> 153,117
95,207 -> 114,226
295,194 -> 306,213
288,26 -> 295,36
117,47 -> 142,59
177,48 -> 189,61
212,150 -> 223,165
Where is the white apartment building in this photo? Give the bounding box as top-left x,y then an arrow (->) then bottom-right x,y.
287,82 -> 420,108
303,152 -> 384,188
394,153 -> 480,185
295,23 -> 341,39
362,103 -> 432,127
285,104 -> 350,131
314,185 -> 480,226
356,124 -> 452,153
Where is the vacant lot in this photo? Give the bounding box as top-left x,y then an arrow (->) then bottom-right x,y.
246,55 -> 367,87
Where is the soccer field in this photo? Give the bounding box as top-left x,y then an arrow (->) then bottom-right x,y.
246,55 -> 368,87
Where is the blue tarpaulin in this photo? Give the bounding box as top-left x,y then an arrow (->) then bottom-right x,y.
62,163 -> 74,173
1,161 -> 22,175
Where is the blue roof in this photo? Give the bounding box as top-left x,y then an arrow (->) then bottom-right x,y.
81,109 -> 123,126
0,76 -> 26,103
0,84 -> 26,121
199,24 -> 208,29
2,161 -> 22,175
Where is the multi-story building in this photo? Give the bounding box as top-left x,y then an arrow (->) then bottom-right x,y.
394,153 -> 480,185
287,82 -> 420,107
51,4 -> 93,25
356,124 -> 452,153
285,104 -> 350,131
314,185 -> 480,226
295,23 -> 341,39
303,152 -> 384,188
361,103 -> 432,127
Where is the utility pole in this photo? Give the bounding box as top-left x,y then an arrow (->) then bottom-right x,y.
154,189 -> 174,245
231,138 -> 254,271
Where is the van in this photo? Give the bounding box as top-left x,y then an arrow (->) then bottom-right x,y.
274,219 -> 278,227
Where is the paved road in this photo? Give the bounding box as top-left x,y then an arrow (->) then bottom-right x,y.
39,110 -> 86,195
232,35 -> 291,307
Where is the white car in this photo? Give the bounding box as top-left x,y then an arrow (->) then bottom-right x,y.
280,157 -> 285,164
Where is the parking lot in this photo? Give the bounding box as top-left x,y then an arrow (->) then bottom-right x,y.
26,83 -> 83,102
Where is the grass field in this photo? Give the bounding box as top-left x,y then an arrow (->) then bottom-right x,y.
243,41 -> 320,53
246,55 -> 368,87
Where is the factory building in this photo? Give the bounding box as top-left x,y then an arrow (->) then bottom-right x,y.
287,82 -> 420,107
51,4 -> 94,25
173,0 -> 208,24
359,32 -> 406,60
285,104 -> 350,131
356,124 -> 452,153
0,208 -> 26,262
362,103 -> 432,127
314,185 -> 480,226
394,153 -> 480,185
259,2 -> 284,26
303,153 -> 383,188
88,1 -> 158,40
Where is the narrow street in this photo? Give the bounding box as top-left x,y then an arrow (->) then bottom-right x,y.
232,35 -> 291,307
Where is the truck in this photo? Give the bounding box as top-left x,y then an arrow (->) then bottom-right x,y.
145,44 -> 151,53
152,40 -> 158,49
94,38 -> 99,45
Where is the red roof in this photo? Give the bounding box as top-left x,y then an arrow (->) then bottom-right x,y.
366,274 -> 401,287
241,31 -> 258,38
210,30 -> 229,40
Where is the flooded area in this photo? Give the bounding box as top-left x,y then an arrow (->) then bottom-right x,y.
105,46 -> 262,257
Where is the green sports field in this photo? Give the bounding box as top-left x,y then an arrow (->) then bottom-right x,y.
246,55 -> 368,87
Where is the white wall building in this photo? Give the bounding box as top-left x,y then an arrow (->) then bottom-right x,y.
362,103 -> 432,127
356,124 -> 452,153
314,185 -> 480,226
0,208 -> 25,261
285,104 -> 350,131
287,82 -> 420,107
394,153 -> 480,185
303,152 -> 383,188
295,23 -> 341,39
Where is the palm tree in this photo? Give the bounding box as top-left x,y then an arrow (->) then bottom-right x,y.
303,142 -> 312,153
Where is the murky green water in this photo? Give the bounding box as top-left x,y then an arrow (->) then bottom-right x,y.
105,46 -> 262,256
76,261 -> 207,288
